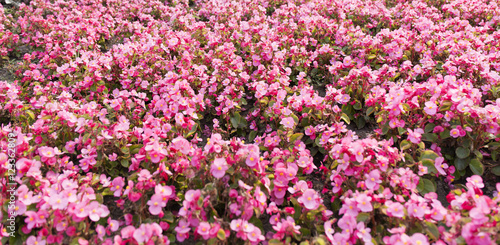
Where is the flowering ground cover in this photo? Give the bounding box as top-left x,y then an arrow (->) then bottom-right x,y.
1,0 -> 500,244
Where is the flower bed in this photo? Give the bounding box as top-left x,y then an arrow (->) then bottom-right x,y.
1,0 -> 500,244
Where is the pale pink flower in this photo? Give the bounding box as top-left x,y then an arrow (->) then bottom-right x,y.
211,157 -> 228,179
298,189 -> 320,210
280,117 -> 295,129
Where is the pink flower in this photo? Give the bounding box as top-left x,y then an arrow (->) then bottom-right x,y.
466,175 -> 484,189
108,219 -> 120,232
434,157 -> 448,175
411,233 -> 429,245
211,157 -> 228,179
450,128 -> 460,138
386,201 -> 405,218
280,117 -> 295,129
196,222 -> 211,239
355,193 -> 373,212
407,128 -> 424,144
246,153 -> 259,167
86,201 -> 110,222
38,146 -> 60,158
96,224 -> 106,241
305,126 -> 315,137
24,211 -> 38,230
324,220 -> 335,242
133,224 -> 152,243
298,189 -> 320,210
356,222 -> 371,242
365,170 -> 381,190
26,236 -> 46,245
147,194 -> 166,215
350,143 -> 364,162
424,101 -> 437,115
247,226 -> 264,243
49,193 -> 68,210
110,177 -> 125,197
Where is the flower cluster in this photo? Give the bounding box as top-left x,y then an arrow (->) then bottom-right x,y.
1,0 -> 500,244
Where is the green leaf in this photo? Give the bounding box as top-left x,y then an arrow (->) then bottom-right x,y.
367,54 -> 376,60
217,228 -> 226,240
400,140 -> 412,151
314,237 -> 328,245
120,159 -> 130,168
420,150 -> 439,161
70,237 -> 86,245
121,146 -> 130,155
425,221 -> 440,240
26,110 -> 35,120
439,101 -> 451,111
456,147 -> 470,159
354,100 -> 362,110
289,133 -> 303,144
422,159 -> 437,174
422,133 -> 438,142
102,188 -> 114,196
268,239 -> 284,245
469,158 -> 484,175
341,113 -> 350,124
416,178 -> 425,192
454,157 -> 469,171
130,144 -> 143,155
473,150 -> 483,160
248,131 -> 257,142
356,213 -> 370,222
424,123 -> 435,133
440,129 -> 450,139
423,179 -> 436,193
355,117 -> 366,129
366,107 -> 375,116
491,166 -> 500,176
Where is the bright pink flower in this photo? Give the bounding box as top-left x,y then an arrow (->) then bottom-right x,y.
337,214 -> 356,233
211,157 -> 228,179
305,126 -> 315,137
339,198 -> 359,217
25,211 -> 38,230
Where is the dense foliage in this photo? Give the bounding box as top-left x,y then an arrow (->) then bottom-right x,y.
1,0 -> 500,244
